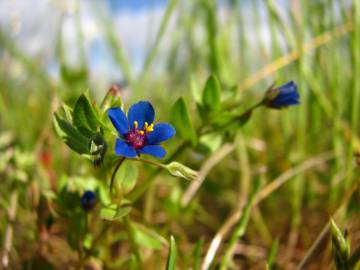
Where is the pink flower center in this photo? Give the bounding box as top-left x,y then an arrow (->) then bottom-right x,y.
125,121 -> 154,150
126,129 -> 146,149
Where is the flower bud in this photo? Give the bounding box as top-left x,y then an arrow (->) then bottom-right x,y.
100,83 -> 125,111
165,162 -> 198,181
81,191 -> 97,211
264,81 -> 299,109
330,218 -> 350,269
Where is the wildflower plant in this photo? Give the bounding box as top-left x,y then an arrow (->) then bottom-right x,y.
108,101 -> 176,158
52,77 -> 301,268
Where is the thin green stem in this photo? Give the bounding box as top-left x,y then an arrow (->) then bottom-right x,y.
110,157 -> 126,193
130,158 -> 166,169
124,216 -> 142,268
203,101 -> 263,134
127,141 -> 188,202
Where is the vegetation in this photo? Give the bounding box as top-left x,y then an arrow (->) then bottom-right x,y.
0,1 -> 360,269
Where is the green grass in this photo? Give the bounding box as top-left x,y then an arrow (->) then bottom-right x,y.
0,0 -> 359,269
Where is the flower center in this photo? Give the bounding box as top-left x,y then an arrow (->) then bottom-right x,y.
125,121 -> 154,150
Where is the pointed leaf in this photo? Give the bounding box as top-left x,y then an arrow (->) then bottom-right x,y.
202,75 -> 221,111
53,113 -> 89,154
170,97 -> 196,145
134,225 -> 162,250
73,93 -> 100,137
116,161 -> 138,194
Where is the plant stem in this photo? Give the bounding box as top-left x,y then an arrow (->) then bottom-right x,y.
204,101 -> 263,134
349,244 -> 360,268
124,216 -> 142,268
131,158 -> 166,169
1,191 -> 18,269
110,157 -> 126,193
127,142 -> 188,202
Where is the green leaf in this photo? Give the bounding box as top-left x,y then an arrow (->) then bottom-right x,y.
267,238 -> 279,269
100,205 -> 131,221
114,206 -> 132,219
53,113 -> 89,154
116,161 -> 138,194
192,239 -> 204,270
190,75 -> 202,103
166,235 -> 177,270
134,225 -> 162,250
199,133 -> 222,153
170,97 -> 196,145
73,93 -> 100,137
202,75 -> 221,111
100,204 -> 117,220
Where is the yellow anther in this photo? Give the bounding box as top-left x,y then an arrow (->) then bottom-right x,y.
133,121 -> 138,129
147,123 -> 154,132
138,130 -> 145,135
144,122 -> 154,132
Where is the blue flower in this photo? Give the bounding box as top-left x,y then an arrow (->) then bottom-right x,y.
107,101 -> 176,159
81,191 -> 96,211
265,81 -> 299,109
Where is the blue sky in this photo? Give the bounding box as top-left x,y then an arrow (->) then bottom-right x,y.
0,0 -> 273,92
106,0 -> 168,12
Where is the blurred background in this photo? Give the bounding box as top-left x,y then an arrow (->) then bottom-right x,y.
0,0 -> 360,269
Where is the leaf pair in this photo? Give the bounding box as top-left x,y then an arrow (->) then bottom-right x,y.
53,92 -> 104,159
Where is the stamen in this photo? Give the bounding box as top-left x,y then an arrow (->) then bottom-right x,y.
138,130 -> 145,135
147,123 -> 154,132
133,121 -> 138,129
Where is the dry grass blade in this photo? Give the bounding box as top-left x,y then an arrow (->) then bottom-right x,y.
240,22 -> 353,91
201,151 -> 336,270
181,143 -> 235,207
296,182 -> 358,269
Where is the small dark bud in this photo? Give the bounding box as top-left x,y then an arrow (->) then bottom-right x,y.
264,81 -> 299,109
81,191 -> 96,211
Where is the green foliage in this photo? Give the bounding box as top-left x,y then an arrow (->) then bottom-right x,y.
100,204 -> 132,221
133,225 -> 162,250
73,92 -> 101,137
170,97 -> 197,145
331,219 -> 350,270
53,112 -> 89,154
202,75 -> 221,112
166,236 -> 177,270
1,1 -> 360,269
115,161 -> 138,194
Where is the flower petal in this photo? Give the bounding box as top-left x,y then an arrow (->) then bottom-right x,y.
147,123 -> 176,145
278,81 -> 297,93
139,145 -> 166,159
115,139 -> 137,158
267,81 -> 299,108
128,101 -> 155,129
108,108 -> 129,136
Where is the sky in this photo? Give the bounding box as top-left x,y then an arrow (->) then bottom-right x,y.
0,0 -> 175,89
0,0 -> 273,91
